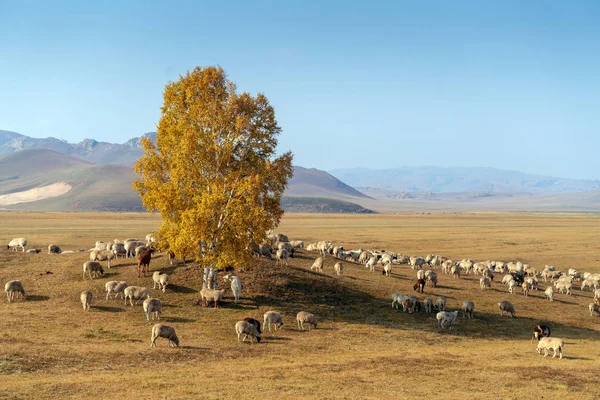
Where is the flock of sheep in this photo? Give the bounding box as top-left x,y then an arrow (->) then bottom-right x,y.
5,232 -> 600,356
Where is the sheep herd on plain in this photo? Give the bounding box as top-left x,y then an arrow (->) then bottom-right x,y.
5,232 -> 600,358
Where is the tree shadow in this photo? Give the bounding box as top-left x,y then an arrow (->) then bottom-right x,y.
95,306 -> 125,313
26,295 -> 49,302
169,284 -> 197,294
265,336 -> 292,341
165,317 -> 195,323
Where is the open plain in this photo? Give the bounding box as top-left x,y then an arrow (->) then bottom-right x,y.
1,212 -> 599,399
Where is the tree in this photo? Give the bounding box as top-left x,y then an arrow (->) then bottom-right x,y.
133,66 -> 293,270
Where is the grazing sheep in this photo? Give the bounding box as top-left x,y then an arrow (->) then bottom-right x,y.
105,281 -> 128,300
150,324 -> 179,347
5,280 -> 26,302
423,297 -> 434,313
462,300 -> 475,319
124,240 -> 145,258
223,274 -> 242,303
498,300 -> 515,318
451,265 -> 461,279
402,296 -> 420,313
581,279 -> 599,291
334,262 -> 343,276
311,257 -> 324,273
277,241 -> 295,257
480,277 -> 491,290
296,311 -> 318,330
435,296 -> 447,311
290,240 -> 304,249
545,286 -> 554,301
413,279 -> 425,293
200,288 -> 226,308
7,237 -> 27,252
123,286 -> 150,307
425,270 -> 438,287
525,277 -> 538,291
152,271 -> 170,293
392,292 -> 409,309
436,310 -> 459,329
531,325 -> 551,342
90,249 -> 116,268
410,256 -> 426,270
276,249 -> 292,265
243,318 -> 262,334
48,244 -> 62,254
80,290 -> 92,311
555,281 -> 572,296
536,337 -> 564,359
589,303 -> 600,317
143,298 -> 162,320
82,261 -> 104,280
235,320 -> 262,343
263,311 -> 284,331
508,279 -> 517,294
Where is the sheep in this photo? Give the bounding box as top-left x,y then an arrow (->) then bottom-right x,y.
498,300 -> 515,318
555,281 -> 572,296
522,282 -> 530,297
243,318 -> 262,334
112,243 -> 127,258
581,279 -> 599,292
589,303 -> 600,317
462,300 -> 475,319
392,292 -> 409,309
5,280 -> 26,302
26,248 -> 42,253
143,298 -> 162,320
223,274 -> 242,303
90,249 -> 116,268
451,265 -> 461,279
412,279 -> 425,294
152,271 -> 170,293
7,238 -> 27,252
123,286 -> 150,307
436,310 -> 459,329
200,288 -> 226,308
480,277 -> 491,290
263,311 -> 284,331
124,240 -> 145,258
536,337 -> 564,359
290,240 -> 304,249
425,270 -> 438,287
358,250 -> 371,264
502,274 -> 514,285
82,261 -> 104,280
508,280 -> 517,294
80,290 -> 92,311
416,270 -> 426,280
235,320 -> 262,343
296,311 -> 318,330
525,277 -> 538,291
435,296 -> 446,311
150,324 -> 179,347
311,257 -> 324,273
531,325 -> 551,342
366,256 -> 377,272
382,262 -> 392,277
145,233 -> 156,246
594,289 -> 600,298
277,241 -> 295,257
48,244 -> 62,254
423,297 -> 434,313
270,233 -> 289,246
334,262 -> 343,276
276,249 -> 292,265
545,286 -> 554,301
410,256 -> 426,270
105,281 -> 128,300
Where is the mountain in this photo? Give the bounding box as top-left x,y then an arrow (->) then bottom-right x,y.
330,167 -> 600,195
287,166 -> 371,200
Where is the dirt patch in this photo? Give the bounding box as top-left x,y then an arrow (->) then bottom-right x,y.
0,182 -> 71,205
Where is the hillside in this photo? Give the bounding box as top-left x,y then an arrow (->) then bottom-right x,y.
286,166 -> 371,200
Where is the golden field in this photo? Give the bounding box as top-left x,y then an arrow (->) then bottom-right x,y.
1,212 -> 599,399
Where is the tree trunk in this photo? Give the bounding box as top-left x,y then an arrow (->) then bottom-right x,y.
202,267 -> 210,289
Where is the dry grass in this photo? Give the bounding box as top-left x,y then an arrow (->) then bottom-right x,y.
1,212 -> 599,399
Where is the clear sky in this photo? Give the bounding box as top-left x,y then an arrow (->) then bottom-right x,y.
1,1 -> 599,179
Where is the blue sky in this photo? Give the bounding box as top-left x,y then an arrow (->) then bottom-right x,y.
1,1 -> 599,179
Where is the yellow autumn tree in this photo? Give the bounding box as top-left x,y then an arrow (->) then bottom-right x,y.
133,66 -> 293,270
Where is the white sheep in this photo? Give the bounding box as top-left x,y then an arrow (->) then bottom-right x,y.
479,277 -> 491,290
451,265 -> 461,279
334,262 -> 343,276
223,274 -> 242,303
105,281 -> 128,300
5,280 -> 26,302
366,256 -> 377,272
555,281 -> 572,296
90,249 -> 116,268
435,296 -> 446,311
276,249 -> 291,265
382,262 -> 392,277
522,282 -> 530,297
150,324 -> 179,347
143,298 -> 162,320
125,240 -> 145,258
263,311 -> 284,331
7,238 -> 27,252
80,290 -> 92,311
235,320 -> 262,343
508,280 -> 517,294
392,292 -> 409,309
416,269 -> 426,280
536,337 -> 564,359
200,288 -> 226,308
423,297 -> 434,313
82,261 -> 104,280
152,271 -> 170,293
290,240 -> 304,249
462,300 -> 475,319
296,311 -> 318,330
589,303 -> 600,317
544,286 -> 554,301
311,257 -> 324,273
498,300 -> 515,317
436,310 -> 459,329
145,233 -> 156,246
123,286 -> 150,306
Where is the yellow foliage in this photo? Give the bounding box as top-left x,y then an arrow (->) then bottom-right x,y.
133,66 -> 293,269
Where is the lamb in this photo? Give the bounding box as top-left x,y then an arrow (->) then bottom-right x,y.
105,281 -> 128,300
462,300 -> 475,319
334,262 -> 343,276
436,310 -> 459,329
82,261 -> 104,280
423,297 -> 434,313
263,311 -> 284,331
7,237 -> 27,252
413,279 -> 425,293
152,271 -> 170,293
80,290 -> 92,311
536,337 -> 564,359
123,286 -> 150,306
90,249 -> 116,268
531,325 -> 551,342
143,298 -> 162,320
5,280 -> 26,302
223,274 -> 242,303
590,303 -> 600,317
150,324 -> 179,347
235,320 -> 262,343
200,288 -> 226,308
498,300 -> 515,318
243,318 -> 262,334
480,277 -> 491,290
392,292 -> 409,309
435,296 -> 447,311
48,244 -> 62,254
311,257 -> 324,273
276,249 -> 292,265
296,311 -> 318,330
545,286 -> 554,301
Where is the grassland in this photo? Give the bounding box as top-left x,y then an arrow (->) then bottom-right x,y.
1,212 -> 599,399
